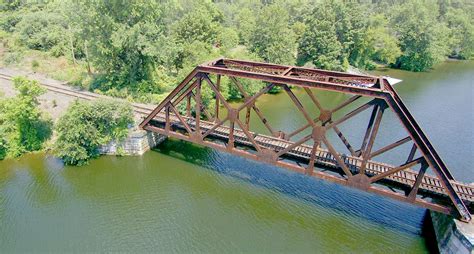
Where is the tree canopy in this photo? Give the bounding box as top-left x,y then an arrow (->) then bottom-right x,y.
0,0 -> 472,105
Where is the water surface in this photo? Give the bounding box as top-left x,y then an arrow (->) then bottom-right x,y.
1,60 -> 472,253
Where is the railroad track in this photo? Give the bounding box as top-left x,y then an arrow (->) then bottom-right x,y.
0,72 -> 154,116
147,113 -> 474,204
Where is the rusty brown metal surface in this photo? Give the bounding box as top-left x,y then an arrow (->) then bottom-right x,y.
140,59 -> 473,222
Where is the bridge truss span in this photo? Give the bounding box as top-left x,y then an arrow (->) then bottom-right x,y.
140,59 -> 473,222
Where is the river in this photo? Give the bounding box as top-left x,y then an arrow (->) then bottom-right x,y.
0,60 -> 472,253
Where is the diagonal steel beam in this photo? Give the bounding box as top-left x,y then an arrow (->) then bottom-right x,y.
169,103 -> 194,135
230,77 -> 277,136
282,84 -> 315,127
322,136 -> 353,178
325,99 -> 377,130
275,134 -> 312,158
202,117 -> 229,139
140,69 -> 198,128
370,136 -> 411,159
407,162 -> 429,200
237,83 -> 275,111
370,157 -> 425,183
359,104 -> 385,175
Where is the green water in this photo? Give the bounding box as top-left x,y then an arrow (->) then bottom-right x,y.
1,60 -> 473,253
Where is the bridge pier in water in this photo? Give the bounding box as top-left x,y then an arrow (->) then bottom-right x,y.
99,129 -> 167,155
430,211 -> 474,253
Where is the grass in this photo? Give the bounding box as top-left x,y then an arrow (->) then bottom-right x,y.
0,43 -> 89,84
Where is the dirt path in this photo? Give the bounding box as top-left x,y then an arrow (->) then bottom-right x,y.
0,70 -> 78,120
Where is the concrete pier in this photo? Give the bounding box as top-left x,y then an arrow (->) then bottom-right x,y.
99,130 -> 166,155
430,211 -> 473,253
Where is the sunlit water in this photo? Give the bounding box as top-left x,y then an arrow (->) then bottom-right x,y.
1,60 -> 472,253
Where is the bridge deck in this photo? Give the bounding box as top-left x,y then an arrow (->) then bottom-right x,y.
146,112 -> 474,204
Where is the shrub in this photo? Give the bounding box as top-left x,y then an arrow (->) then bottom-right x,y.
0,77 -> 52,159
14,10 -> 67,54
0,11 -> 21,32
0,137 -> 7,160
54,99 -> 133,166
31,59 -> 39,68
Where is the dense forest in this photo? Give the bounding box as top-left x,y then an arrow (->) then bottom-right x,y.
1,0 -> 473,104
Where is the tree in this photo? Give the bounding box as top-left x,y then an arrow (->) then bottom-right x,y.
391,0 -> 450,71
216,27 -> 239,51
444,7 -> 474,59
173,4 -> 223,45
54,99 -> 133,166
346,13 -> 401,69
0,77 -> 52,159
250,4 -> 296,65
70,1 -> 169,90
168,2 -> 224,77
366,14 -> 401,65
334,2 -> 372,69
14,8 -> 68,56
297,1 -> 344,70
235,8 -> 256,45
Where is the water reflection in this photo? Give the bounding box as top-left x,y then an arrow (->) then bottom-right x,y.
155,139 -> 425,235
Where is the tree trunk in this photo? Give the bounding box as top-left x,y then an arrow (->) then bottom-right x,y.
68,25 -> 76,65
84,40 -> 92,75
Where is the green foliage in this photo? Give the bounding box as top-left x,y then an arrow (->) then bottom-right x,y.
216,27 -> 239,51
0,0 -> 473,109
0,137 -> 6,160
250,4 -> 296,65
0,0 -> 22,11
31,59 -> 39,68
173,4 -> 222,45
366,14 -> 401,65
70,1 -> 170,90
0,10 -> 21,32
444,7 -> 474,59
0,77 -> 52,159
391,0 -> 451,71
12,8 -> 67,56
235,8 -> 256,45
54,99 -> 133,166
298,1 -> 344,70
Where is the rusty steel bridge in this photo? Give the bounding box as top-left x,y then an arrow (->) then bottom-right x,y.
140,59 -> 473,222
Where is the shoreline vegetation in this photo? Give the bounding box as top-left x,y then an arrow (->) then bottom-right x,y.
0,0 -> 473,165
0,76 -> 134,165
1,1 -> 472,102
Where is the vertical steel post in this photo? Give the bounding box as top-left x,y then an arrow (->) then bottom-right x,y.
245,106 -> 251,130
195,77 -> 202,136
186,93 -> 191,117
359,104 -> 384,175
165,104 -> 170,134
215,74 -> 221,122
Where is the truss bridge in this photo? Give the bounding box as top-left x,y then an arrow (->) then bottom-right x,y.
140,59 -> 473,222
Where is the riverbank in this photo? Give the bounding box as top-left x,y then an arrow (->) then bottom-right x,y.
0,68 -> 167,158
